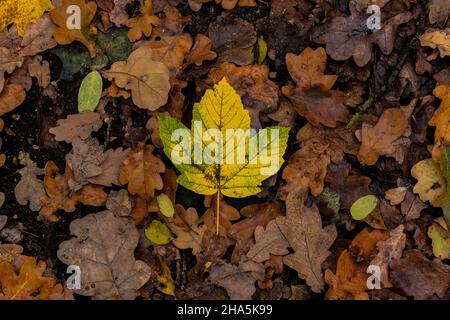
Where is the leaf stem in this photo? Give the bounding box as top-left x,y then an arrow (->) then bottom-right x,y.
216,192 -> 221,236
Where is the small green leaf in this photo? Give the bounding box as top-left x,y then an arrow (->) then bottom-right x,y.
350,195 -> 378,220
257,37 -> 267,64
145,220 -> 173,245
157,193 -> 174,218
78,71 -> 103,113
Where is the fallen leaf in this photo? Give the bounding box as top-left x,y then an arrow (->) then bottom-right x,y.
282,47 -> 349,127
187,34 -> 217,66
370,224 -> 406,288
126,0 -> 158,42
104,45 -> 170,110
0,256 -> 63,300
357,108 -> 408,165
65,137 -> 106,190
57,211 -> 151,299
78,71 -> 103,112
420,28 -> 450,58
14,152 -> 45,211
106,189 -> 132,217
209,259 -> 264,300
157,193 -> 174,218
119,143 -> 165,199
158,6 -> 190,36
390,250 -> 450,299
87,147 -> 130,187
145,219 -> 173,245
411,158 -> 446,206
49,111 -> 103,143
229,202 -> 282,264
385,187 -> 407,205
27,55 -> 50,88
428,85 -> 450,161
428,222 -> 450,260
50,0 -> 97,57
0,84 -> 26,116
39,161 -> 107,222
428,0 -> 450,26
0,244 -> 23,264
350,195 -> 378,221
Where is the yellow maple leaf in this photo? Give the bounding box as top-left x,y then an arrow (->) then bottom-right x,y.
0,0 -> 53,37
158,78 -> 289,234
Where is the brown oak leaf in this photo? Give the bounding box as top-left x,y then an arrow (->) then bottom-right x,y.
282,47 -> 349,127
14,152 -> 45,211
49,111 -> 103,143
119,143 -> 165,200
187,34 -> 217,66
88,147 -> 130,187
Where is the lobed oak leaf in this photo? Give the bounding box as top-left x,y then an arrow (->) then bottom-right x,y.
39,161 -> 107,222
119,143 -> 165,200
0,48 -> 23,93
187,34 -> 217,66
57,211 -> 151,299
158,6 -> 190,36
65,137 -> 106,191
168,205 -> 206,255
0,256 -> 63,300
283,47 -> 349,127
14,152 -> 45,212
49,111 -> 103,143
50,0 -> 97,58
357,108 -> 408,165
229,202 -> 282,264
28,55 -> 50,88
126,0 -> 158,42
106,189 -> 132,217
104,46 -> 170,110
428,85 -> 450,161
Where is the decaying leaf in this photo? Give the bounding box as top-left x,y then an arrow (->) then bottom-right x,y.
0,244 -> 23,264
0,256 -> 64,300
49,111 -> 103,143
209,259 -> 264,300
420,29 -> 450,58
411,158 -> 446,206
428,221 -> 450,260
126,0 -> 158,42
168,205 -> 206,255
282,47 -> 349,127
119,143 -> 165,199
357,108 -> 408,165
39,161 -> 107,222
104,46 -> 170,110
50,0 -> 97,57
390,250 -> 450,299
0,84 -> 26,116
87,147 -> 130,187
14,152 -> 45,211
57,211 -> 151,299
187,34 -> 217,66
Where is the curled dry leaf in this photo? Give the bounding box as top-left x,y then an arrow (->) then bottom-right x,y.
119,143 -> 165,200
50,0 -> 97,58
0,256 -> 64,300
357,108 -> 408,165
57,211 -> 151,299
283,47 -> 349,127
14,152 -> 45,211
104,46 -> 170,110
39,161 -> 107,222
49,111 -> 103,143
